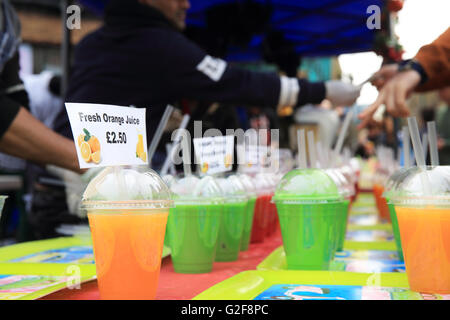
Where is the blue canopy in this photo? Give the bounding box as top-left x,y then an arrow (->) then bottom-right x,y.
79,0 -> 383,61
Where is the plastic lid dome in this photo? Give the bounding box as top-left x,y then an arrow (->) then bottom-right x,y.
273,168 -> 342,203
82,167 -> 173,210
389,166 -> 450,206
170,175 -> 223,204
383,167 -> 413,200
237,174 -> 257,197
325,169 -> 354,198
251,173 -> 273,195
162,174 -> 177,188
216,176 -> 248,202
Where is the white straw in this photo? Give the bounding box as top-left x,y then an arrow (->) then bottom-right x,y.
408,117 -> 426,167
148,105 -> 174,165
333,110 -> 354,163
307,130 -> 317,168
402,126 -> 411,168
408,117 -> 431,194
180,131 -> 192,176
297,129 -> 307,169
422,133 -> 428,165
427,121 -> 440,166
160,114 -> 190,176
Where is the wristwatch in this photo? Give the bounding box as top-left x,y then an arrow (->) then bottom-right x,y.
398,59 -> 428,85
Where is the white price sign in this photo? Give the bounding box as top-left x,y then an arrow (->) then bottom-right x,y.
193,135 -> 234,175
237,143 -> 273,173
65,103 -> 148,168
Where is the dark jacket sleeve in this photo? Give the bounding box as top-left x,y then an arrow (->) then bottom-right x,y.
0,53 -> 29,140
158,31 -> 325,109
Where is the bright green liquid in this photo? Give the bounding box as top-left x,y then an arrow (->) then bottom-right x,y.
167,203 -> 222,273
215,201 -> 247,262
240,197 -> 256,251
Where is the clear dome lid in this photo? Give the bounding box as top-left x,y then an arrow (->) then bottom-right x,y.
382,167 -> 413,200
162,174 -> 177,189
216,175 -> 248,202
389,166 -> 450,206
273,168 -> 342,203
82,167 -> 173,210
325,168 -> 354,198
237,173 -> 257,197
170,175 -> 223,204
251,173 -> 273,195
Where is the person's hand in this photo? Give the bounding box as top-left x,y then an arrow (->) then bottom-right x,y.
358,70 -> 421,129
325,80 -> 361,107
46,165 -> 102,218
371,64 -> 399,90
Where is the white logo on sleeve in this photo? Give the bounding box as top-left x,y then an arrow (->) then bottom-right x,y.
196,55 -> 227,82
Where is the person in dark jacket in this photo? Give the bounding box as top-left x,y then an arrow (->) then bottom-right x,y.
32,0 -> 360,239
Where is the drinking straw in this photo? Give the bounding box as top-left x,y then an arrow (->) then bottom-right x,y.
422,133 -> 428,165
315,141 -> 326,169
148,105 -> 174,165
402,126 -> 411,168
307,130 -> 317,168
297,129 -> 307,169
180,130 -> 192,176
427,121 -> 440,166
333,110 -> 354,163
166,144 -> 177,175
407,117 -> 431,193
160,114 -> 190,176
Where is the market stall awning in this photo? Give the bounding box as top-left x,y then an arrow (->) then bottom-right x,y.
78,0 -> 383,61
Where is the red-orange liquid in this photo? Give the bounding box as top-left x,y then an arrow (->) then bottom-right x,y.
373,183 -> 390,221
396,206 -> 450,294
251,194 -> 271,243
88,210 -> 168,300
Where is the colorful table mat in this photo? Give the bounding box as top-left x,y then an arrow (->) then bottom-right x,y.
193,270 -> 450,300
0,236 -> 170,300
257,246 -> 404,273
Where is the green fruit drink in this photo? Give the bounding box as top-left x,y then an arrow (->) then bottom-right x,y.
383,167 -> 411,262
273,169 -> 342,270
215,176 -> 248,262
168,202 -> 222,273
237,174 -> 257,251
168,175 -> 224,273
240,196 -> 256,251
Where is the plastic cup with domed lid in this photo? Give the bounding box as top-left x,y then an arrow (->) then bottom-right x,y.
389,165 -> 450,294
383,167 -> 415,262
262,172 -> 280,236
237,174 -> 257,251
167,174 -> 223,273
325,169 -> 352,253
81,166 -> 174,300
272,168 -> 343,270
250,174 -> 273,243
215,175 -> 248,262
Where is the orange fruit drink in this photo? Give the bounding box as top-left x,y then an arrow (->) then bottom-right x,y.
396,206 -> 450,294
82,167 -> 173,300
88,209 -> 169,299
373,183 -> 390,221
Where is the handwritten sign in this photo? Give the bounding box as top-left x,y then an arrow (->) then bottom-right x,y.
193,135 -> 234,175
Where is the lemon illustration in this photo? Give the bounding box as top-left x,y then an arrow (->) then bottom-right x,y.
201,162 -> 209,173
